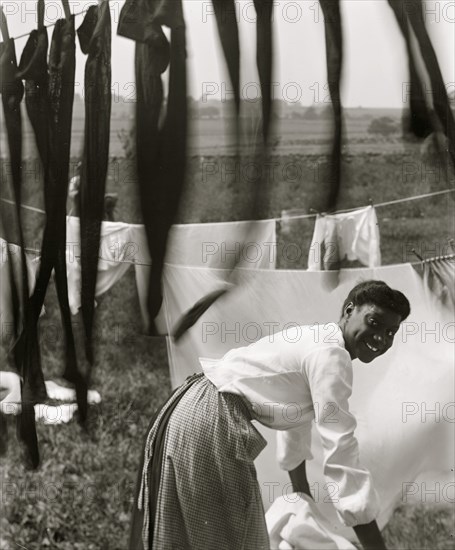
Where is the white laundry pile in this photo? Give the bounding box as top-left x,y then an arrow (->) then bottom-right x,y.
307,206 -> 381,271
0,371 -> 101,424
160,262 -> 454,544
131,218 -> 277,332
0,238 -> 43,337
266,493 -> 357,550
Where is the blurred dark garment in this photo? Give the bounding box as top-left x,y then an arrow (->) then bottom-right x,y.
77,2 -> 112,370
388,0 -> 455,167
118,0 -> 187,334
16,16 -> 84,443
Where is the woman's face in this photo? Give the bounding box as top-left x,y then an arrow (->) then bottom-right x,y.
341,302 -> 402,363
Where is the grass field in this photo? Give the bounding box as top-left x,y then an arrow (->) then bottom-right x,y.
1,124 -> 454,549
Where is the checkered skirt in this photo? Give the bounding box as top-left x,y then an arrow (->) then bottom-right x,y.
130,373 -> 270,550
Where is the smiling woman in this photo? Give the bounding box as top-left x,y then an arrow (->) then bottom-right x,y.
129,279 -> 411,550
338,280 -> 410,362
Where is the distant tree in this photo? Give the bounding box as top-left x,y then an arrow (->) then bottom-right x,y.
302,105 -> 319,120
318,106 -> 334,120
368,116 -> 398,137
199,105 -> 220,119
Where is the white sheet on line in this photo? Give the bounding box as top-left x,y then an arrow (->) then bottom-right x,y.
131,218 -> 277,332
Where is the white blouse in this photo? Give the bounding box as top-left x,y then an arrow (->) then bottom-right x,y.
201,322 -> 380,527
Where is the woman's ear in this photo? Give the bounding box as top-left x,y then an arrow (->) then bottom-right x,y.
344,302 -> 354,317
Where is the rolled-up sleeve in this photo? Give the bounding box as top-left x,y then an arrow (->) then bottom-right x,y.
305,346 -> 380,527
276,424 -> 313,471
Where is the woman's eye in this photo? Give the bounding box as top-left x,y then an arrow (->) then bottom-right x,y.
369,318 -> 377,326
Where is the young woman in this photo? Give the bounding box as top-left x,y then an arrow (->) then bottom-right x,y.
129,280 -> 410,550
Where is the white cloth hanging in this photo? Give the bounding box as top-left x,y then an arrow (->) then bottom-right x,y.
0,238 -> 43,336
307,206 -> 381,271
66,216 -> 134,314
131,218 -> 277,333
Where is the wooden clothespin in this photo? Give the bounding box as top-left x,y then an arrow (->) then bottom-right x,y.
309,207 -> 326,217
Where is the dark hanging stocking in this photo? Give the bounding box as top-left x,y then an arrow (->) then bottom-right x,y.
0,10 -> 41,467
77,1 -> 112,370
118,0 -> 187,334
319,0 -> 343,213
17,3 -> 86,430
402,0 -> 455,168
387,0 -> 433,138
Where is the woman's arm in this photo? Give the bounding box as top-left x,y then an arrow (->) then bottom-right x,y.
288,459 -> 312,498
353,520 -> 387,550
289,460 -> 387,550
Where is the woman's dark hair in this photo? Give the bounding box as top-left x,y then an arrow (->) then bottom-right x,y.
341,280 -> 411,321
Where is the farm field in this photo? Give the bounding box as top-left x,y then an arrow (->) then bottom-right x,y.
1,107 -> 416,158
0,115 -> 454,548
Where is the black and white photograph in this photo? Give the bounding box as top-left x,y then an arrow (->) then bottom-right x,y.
0,0 -> 454,548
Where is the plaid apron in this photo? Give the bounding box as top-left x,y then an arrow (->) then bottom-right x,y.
129,373 -> 269,550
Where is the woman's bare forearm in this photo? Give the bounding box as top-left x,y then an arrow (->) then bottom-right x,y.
353,520 -> 387,550
288,460 -> 312,498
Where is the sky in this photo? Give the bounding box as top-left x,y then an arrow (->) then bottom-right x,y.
1,0 -> 454,107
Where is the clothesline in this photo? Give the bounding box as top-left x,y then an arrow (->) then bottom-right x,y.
1,7 -> 88,42
1,187 -> 454,224
14,242 -> 455,269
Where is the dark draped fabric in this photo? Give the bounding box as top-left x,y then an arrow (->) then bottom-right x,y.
16,14 -> 86,434
211,0 -> 240,115
0,35 -> 41,468
319,0 -> 343,213
173,0 -> 275,340
387,0 -> 433,138
388,0 -> 455,167
403,0 -> 455,167
118,0 -> 187,334
0,39 -> 27,310
77,2 -> 112,370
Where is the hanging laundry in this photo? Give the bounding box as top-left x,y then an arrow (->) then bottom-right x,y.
388,0 -> 455,167
160,261 -> 453,543
319,0 -> 343,212
0,22 -> 28,328
421,256 -> 455,312
0,10 -> 43,468
16,4 -> 84,434
118,0 -> 187,335
131,218 -> 277,332
66,217 -> 134,315
307,206 -> 381,272
0,239 -> 42,333
77,0 -> 112,368
16,0 -> 49,166
211,0 -> 240,113
387,0 -> 433,138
